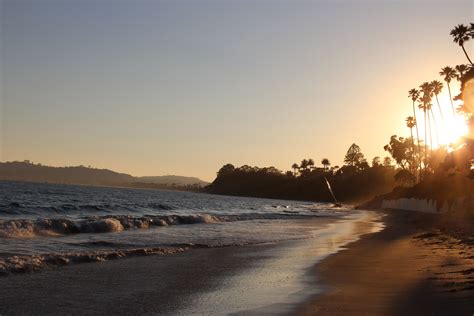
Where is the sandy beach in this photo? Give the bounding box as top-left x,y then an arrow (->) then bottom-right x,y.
298,210 -> 474,315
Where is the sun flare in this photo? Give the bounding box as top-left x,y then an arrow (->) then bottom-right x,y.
438,114 -> 469,147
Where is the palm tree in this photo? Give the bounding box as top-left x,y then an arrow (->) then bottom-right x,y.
406,116 -> 417,185
430,80 -> 444,120
300,159 -> 309,172
291,163 -> 299,176
408,88 -> 422,174
419,82 -> 433,171
307,158 -> 315,171
450,24 -> 473,64
455,64 -> 469,81
321,158 -> 330,171
439,66 -> 457,115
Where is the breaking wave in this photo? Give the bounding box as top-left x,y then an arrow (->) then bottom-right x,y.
0,246 -> 189,275
0,213 -> 323,239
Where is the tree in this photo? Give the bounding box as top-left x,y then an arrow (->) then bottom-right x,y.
455,64 -> 469,81
307,159 -> 315,170
383,156 -> 392,167
383,135 -> 416,172
300,159 -> 309,171
450,24 -> 473,64
419,82 -> 433,169
372,156 -> 381,167
321,158 -> 331,171
291,163 -> 299,176
430,80 -> 444,120
406,116 -> 418,185
217,164 -> 235,178
439,66 -> 457,115
408,88 -> 422,173
344,143 -> 368,171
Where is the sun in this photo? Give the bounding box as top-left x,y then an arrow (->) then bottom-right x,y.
438,114 -> 469,147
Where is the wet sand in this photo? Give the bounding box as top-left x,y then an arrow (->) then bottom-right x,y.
297,210 -> 474,315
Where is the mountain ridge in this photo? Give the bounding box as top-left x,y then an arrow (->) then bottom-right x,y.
0,161 -> 209,188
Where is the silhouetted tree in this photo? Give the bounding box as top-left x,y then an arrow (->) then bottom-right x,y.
344,143 -> 368,171
321,158 -> 330,171
431,80 -> 444,120
439,66 -> 457,114
217,164 -> 235,178
450,24 -> 473,64
406,116 -> 417,184
372,156 -> 381,167
455,64 -> 469,81
291,163 -> 299,176
383,156 -> 392,167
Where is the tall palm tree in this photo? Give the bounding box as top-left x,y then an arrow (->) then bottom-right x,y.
307,158 -> 315,171
406,116 -> 417,185
439,66 -> 457,115
408,88 -> 422,176
321,158 -> 330,171
419,82 -> 433,171
430,80 -> 444,120
450,24 -> 473,64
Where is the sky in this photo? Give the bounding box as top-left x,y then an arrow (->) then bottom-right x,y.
0,0 -> 472,181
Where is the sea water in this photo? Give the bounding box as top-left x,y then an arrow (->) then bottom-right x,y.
0,181 -> 374,275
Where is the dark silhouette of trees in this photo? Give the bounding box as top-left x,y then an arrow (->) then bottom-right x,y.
206,144 -> 396,202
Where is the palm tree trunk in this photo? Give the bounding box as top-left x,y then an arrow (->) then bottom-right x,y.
424,110 -> 428,174
447,83 -> 456,115
410,127 -> 416,186
412,101 -> 422,180
435,95 -> 444,120
462,44 -> 473,64
430,109 -> 440,147
428,111 -> 433,152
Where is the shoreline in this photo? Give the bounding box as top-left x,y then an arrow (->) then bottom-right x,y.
0,211 -> 381,315
297,209 -> 474,315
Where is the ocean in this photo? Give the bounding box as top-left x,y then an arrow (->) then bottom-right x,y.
0,181 -> 378,276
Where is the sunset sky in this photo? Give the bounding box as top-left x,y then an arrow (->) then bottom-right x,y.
1,0 -> 472,181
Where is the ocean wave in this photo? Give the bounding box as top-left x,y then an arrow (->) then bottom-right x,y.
0,212 -> 323,239
0,246 -> 188,275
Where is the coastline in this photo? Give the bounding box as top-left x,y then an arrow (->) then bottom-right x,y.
0,211 -> 381,315
297,210 -> 474,315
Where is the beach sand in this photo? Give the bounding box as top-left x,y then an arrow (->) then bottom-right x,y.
297,210 -> 474,315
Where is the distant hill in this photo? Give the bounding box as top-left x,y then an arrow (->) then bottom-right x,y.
136,175 -> 209,186
0,161 -> 209,188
